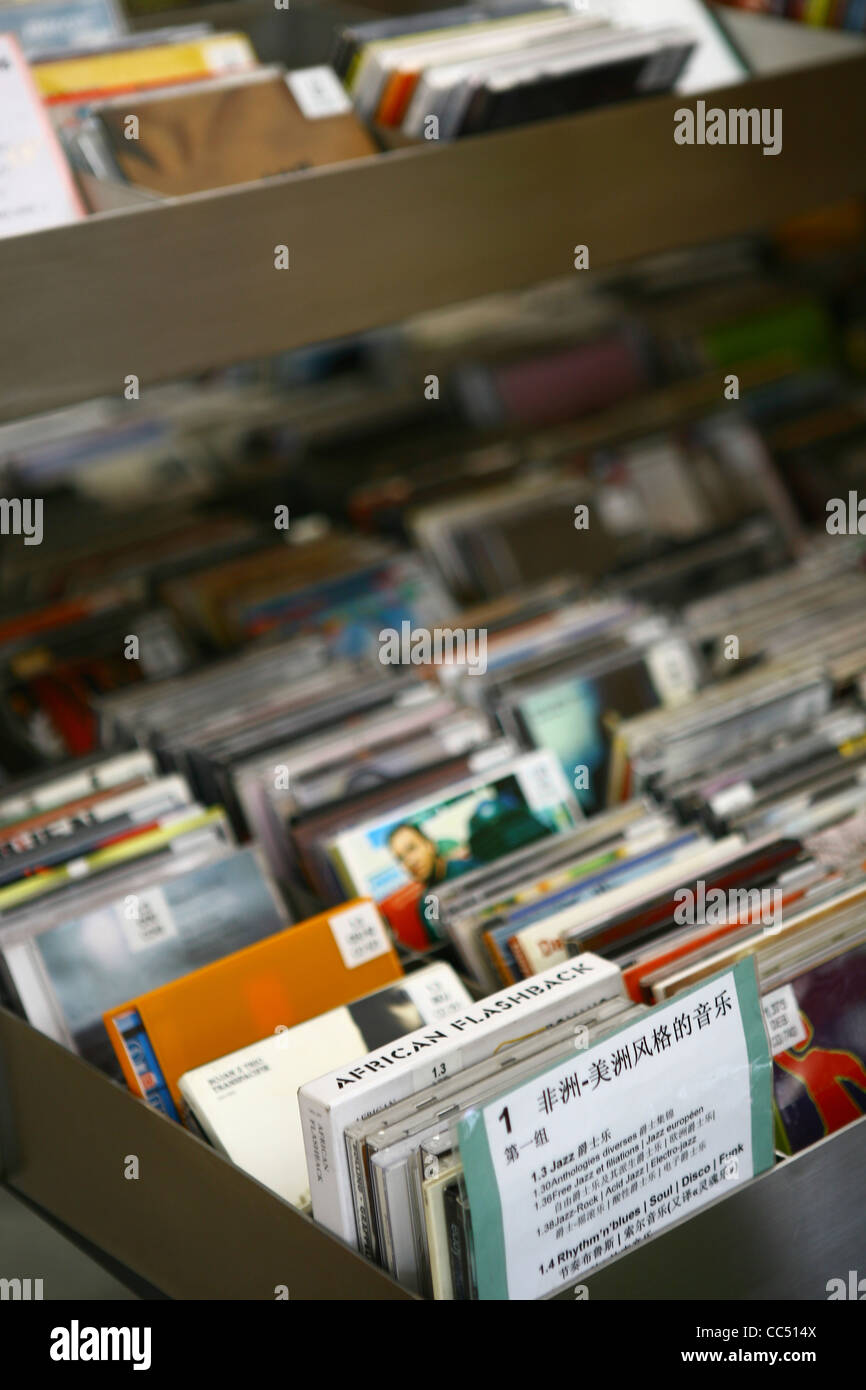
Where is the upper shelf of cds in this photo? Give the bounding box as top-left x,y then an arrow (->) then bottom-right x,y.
0,10 -> 865,423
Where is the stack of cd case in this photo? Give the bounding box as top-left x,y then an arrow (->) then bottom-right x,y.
334,1 -> 735,141
343,993 -> 643,1296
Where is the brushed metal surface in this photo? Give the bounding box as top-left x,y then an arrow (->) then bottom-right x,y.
0,1183 -> 140,1300
0,1006 -> 413,1300
1,39 -> 865,421
2,1004 -> 863,1299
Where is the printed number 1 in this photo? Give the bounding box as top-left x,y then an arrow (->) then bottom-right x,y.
498,1106 -> 511,1134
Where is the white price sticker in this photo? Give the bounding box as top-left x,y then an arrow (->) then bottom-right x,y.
404,969 -> 469,1023
137,619 -> 186,679
440,718 -> 485,757
119,887 -> 178,953
646,638 -> 698,706
329,901 -> 391,970
761,985 -> 807,1057
709,782 -> 755,820
286,66 -> 352,120
597,487 -> 645,536
518,751 -> 572,815
205,37 -> 254,73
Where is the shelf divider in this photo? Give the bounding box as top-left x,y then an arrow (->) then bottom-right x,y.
0,1006 -> 413,1300
1,44 -> 865,422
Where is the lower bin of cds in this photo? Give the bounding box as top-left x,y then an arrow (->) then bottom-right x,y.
0,1007 -> 410,1301
1,1004 -> 863,1300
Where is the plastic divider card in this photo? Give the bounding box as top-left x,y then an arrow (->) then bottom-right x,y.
458,957 -> 773,1300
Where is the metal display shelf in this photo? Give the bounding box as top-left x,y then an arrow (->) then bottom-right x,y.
0,7 -> 864,1301
1,1002 -> 864,1299
0,13 -> 864,423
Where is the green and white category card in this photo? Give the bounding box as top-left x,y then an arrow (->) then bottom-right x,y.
459,958 -> 774,1300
